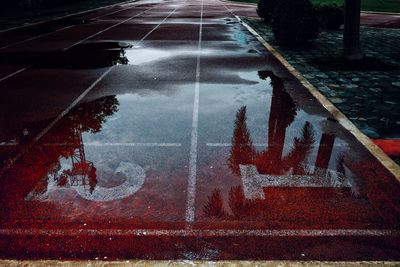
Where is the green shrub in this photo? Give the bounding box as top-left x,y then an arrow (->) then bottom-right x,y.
257,0 -> 278,22
272,0 -> 319,45
315,4 -> 344,30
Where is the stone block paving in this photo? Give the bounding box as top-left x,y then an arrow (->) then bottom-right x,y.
243,18 -> 400,143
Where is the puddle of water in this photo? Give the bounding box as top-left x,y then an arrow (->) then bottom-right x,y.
0,41 -> 130,69
124,48 -> 173,65
196,70 -> 400,230
44,41 -> 131,69
0,58 -> 399,260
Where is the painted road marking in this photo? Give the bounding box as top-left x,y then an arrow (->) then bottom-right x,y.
0,1 -> 146,51
239,164 -> 351,200
27,161 -> 146,202
43,142 -> 182,147
185,0 -> 204,224
0,5 -> 180,176
0,0 -> 139,34
0,228 -> 399,237
0,2 -> 161,83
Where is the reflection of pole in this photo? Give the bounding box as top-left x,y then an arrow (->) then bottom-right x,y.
69,123 -> 96,192
315,133 -> 335,175
266,75 -> 291,169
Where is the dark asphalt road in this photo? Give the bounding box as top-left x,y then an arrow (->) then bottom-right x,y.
0,0 -> 399,261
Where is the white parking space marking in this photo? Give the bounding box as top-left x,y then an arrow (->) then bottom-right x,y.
206,143 -> 268,147
0,3 -> 144,51
0,228 -> 399,237
206,143 -> 350,147
43,142 -> 182,147
185,0 -> 204,225
0,2 -> 161,83
0,0 -> 139,34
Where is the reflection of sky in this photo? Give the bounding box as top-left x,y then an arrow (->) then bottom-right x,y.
122,47 -> 239,66
82,84 -> 194,144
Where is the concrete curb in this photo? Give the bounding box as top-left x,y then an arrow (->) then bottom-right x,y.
237,16 -> 400,182
0,0 -> 137,33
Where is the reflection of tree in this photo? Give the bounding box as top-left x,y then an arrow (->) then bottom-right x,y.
228,71 -> 315,177
228,106 -> 255,175
203,189 -> 227,219
203,186 -> 268,220
206,71 -> 323,220
23,95 -> 119,197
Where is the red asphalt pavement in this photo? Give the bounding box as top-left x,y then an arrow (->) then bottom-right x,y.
361,12 -> 400,28
0,0 -> 399,261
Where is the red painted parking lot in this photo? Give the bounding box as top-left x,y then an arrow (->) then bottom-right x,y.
0,0 -> 399,261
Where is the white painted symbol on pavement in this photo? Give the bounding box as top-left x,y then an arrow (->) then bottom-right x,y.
26,161 -> 146,202
239,164 -> 352,200
75,162 -> 145,202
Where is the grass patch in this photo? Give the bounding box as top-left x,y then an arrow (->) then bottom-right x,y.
309,56 -> 399,71
229,0 -> 400,13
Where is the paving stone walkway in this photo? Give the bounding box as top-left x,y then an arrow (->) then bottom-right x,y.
243,18 -> 400,142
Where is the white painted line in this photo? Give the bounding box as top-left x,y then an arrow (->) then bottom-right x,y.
0,67 -> 29,83
34,69 -> 113,143
185,0 -> 204,224
134,6 -> 180,47
206,143 -> 268,147
0,228 -> 399,237
0,0 -> 138,33
0,2 -> 179,176
240,164 -> 351,200
61,4 -> 162,51
0,67 -> 113,176
0,25 -> 74,51
206,143 -> 350,147
0,141 -> 18,146
42,142 -> 182,147
0,3 -> 159,83
0,2 -> 143,51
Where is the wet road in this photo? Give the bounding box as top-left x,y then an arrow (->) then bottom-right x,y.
0,0 -> 400,261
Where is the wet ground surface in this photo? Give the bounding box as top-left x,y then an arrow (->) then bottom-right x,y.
0,0 -> 400,261
0,0 -> 137,31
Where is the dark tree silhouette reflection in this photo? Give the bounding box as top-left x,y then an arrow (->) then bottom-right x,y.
1,95 -> 119,203
205,71 -> 317,220
228,70 -> 315,177
228,106 -> 255,176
